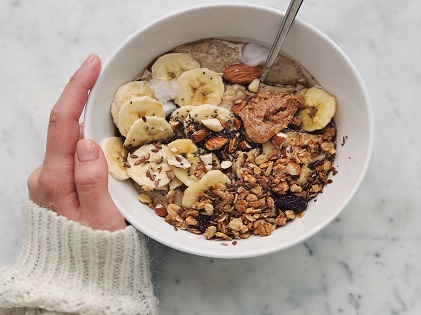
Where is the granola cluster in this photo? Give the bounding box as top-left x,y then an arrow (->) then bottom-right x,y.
138,122 -> 336,240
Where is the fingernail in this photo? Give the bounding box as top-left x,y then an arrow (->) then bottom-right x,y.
77,140 -> 99,162
81,53 -> 96,67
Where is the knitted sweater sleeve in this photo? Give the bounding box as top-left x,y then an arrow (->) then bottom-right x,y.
0,201 -> 158,315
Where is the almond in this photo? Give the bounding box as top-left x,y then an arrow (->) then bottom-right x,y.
232,117 -> 242,130
205,137 -> 229,151
239,140 -> 252,150
223,64 -> 263,84
227,138 -> 239,153
155,205 -> 168,217
271,132 -> 288,148
231,100 -> 247,115
169,120 -> 180,130
191,128 -> 210,142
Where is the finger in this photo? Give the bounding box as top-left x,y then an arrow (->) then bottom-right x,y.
74,139 -> 126,231
79,122 -> 84,140
27,164 -> 43,204
43,54 -> 101,170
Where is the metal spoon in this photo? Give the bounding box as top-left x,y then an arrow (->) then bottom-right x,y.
261,0 -> 304,82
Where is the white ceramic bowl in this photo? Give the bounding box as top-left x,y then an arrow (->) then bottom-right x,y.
85,4 -> 374,258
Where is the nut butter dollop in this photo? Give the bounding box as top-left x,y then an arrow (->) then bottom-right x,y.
239,91 -> 304,143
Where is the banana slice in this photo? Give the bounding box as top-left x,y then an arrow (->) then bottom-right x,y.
169,105 -> 196,123
117,96 -> 165,137
298,87 -> 336,132
181,170 -> 231,209
169,105 -> 196,135
186,104 -> 234,126
101,137 -> 129,181
111,81 -> 155,126
124,116 -> 174,148
175,68 -> 225,106
151,53 -> 200,80
167,139 -> 202,186
126,144 -> 173,190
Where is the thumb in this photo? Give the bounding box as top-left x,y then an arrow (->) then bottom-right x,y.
75,139 -> 126,231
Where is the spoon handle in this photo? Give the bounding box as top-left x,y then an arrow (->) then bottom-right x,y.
261,0 -> 304,82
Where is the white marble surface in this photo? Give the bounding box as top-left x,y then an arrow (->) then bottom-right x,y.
1,0 -> 420,314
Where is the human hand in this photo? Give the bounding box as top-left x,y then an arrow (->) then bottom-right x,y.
27,54 -> 126,231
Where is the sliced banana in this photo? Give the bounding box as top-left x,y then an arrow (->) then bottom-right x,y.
151,53 -> 200,80
185,104 -> 234,126
175,68 -> 225,106
169,105 -> 196,123
111,81 -> 155,126
126,144 -> 173,190
167,139 -> 202,187
117,96 -> 165,137
181,170 -> 231,209
101,137 -> 129,181
298,87 -> 336,132
168,105 -> 196,136
124,116 -> 174,148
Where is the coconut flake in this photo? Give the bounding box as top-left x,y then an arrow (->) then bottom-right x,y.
149,78 -> 178,104
200,153 -> 213,166
241,42 -> 269,67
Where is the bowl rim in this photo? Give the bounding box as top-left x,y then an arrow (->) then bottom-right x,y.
85,3 -> 374,258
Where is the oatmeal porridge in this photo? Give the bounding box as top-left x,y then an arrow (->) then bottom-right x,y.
102,38 -> 337,240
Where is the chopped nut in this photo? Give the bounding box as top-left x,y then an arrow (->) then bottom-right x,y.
202,118 -> 224,132
199,153 -> 213,166
155,205 -> 168,217
227,138 -> 239,153
191,128 -> 210,142
205,137 -> 229,150
232,117 -> 242,130
248,78 -> 260,93
231,100 -> 247,115
169,120 -> 180,130
271,132 -> 288,148
239,140 -> 252,150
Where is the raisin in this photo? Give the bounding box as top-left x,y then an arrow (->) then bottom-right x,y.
197,214 -> 212,233
274,193 -> 308,213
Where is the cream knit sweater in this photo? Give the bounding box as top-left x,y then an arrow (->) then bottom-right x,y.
0,201 -> 158,314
